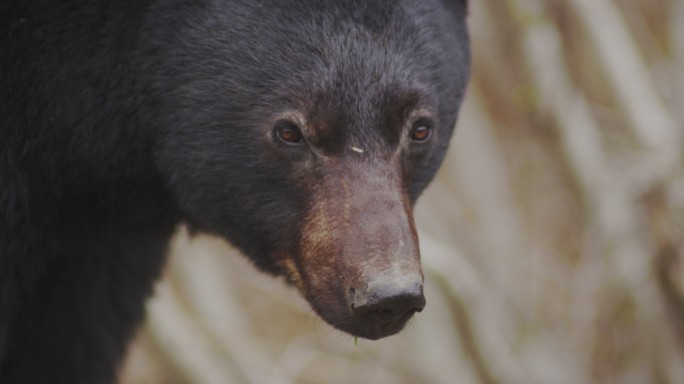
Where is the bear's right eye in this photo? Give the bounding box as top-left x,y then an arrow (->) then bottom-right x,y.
274,121 -> 305,145
410,119 -> 433,143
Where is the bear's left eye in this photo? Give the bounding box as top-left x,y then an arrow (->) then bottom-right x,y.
274,121 -> 305,145
410,120 -> 433,143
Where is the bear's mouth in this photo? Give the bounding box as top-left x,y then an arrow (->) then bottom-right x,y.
352,306 -> 423,340
346,287 -> 425,340
294,275 -> 426,340
276,257 -> 305,291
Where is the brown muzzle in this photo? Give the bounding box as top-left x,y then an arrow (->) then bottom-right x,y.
294,163 -> 425,340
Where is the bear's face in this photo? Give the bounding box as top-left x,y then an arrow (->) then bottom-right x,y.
151,0 -> 469,339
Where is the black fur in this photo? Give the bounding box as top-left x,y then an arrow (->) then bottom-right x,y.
0,0 -> 469,382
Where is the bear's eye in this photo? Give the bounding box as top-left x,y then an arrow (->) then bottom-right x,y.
274,121 -> 305,145
410,120 -> 433,143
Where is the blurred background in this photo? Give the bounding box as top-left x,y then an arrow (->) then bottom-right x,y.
122,0 -> 684,383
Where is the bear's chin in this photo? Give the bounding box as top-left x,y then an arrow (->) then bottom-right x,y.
304,294 -> 421,340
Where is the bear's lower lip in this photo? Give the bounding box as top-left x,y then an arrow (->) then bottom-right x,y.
348,308 -> 419,340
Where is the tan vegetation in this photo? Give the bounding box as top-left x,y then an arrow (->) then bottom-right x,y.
123,1 -> 684,382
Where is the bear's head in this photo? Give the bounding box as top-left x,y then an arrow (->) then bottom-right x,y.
150,0 -> 469,340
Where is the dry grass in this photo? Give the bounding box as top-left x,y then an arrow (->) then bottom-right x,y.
122,1 -> 684,383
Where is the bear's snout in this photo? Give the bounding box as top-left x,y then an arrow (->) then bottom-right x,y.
350,275 -> 425,340
292,165 -> 426,340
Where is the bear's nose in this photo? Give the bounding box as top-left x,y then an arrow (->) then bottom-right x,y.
350,275 -> 425,338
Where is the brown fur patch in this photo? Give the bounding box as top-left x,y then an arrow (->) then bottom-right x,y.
289,159 -> 423,336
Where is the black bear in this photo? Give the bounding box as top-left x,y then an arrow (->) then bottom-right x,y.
0,0 -> 470,382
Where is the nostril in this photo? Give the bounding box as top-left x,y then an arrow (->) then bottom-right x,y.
351,280 -> 425,321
